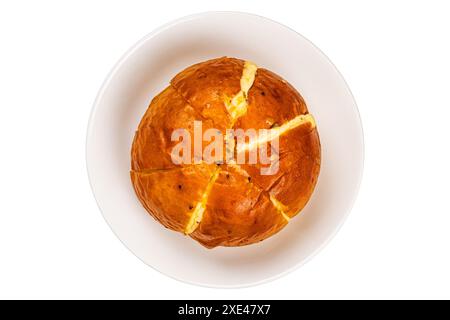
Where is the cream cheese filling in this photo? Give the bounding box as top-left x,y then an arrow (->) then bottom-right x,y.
269,195 -> 290,222
236,114 -> 316,153
225,61 -> 258,123
184,167 -> 220,234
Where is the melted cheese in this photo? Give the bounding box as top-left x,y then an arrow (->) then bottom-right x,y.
225,61 -> 258,122
237,114 -> 316,153
240,61 -> 258,94
269,195 -> 290,222
184,168 -> 220,234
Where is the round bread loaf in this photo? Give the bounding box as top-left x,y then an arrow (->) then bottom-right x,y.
131,57 -> 321,248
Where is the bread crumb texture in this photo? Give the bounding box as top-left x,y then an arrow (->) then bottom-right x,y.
131,57 -> 321,248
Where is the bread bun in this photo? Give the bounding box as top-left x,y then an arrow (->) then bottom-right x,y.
131,57 -> 321,248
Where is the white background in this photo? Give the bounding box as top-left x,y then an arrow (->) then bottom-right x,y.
0,0 -> 449,299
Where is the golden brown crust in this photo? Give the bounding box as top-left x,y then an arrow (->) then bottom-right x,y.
131,86 -> 216,170
130,57 -> 321,248
171,57 -> 244,130
189,165 -> 288,248
130,164 -> 216,232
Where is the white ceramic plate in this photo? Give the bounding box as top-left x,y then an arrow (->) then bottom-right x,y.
86,11 -> 364,288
